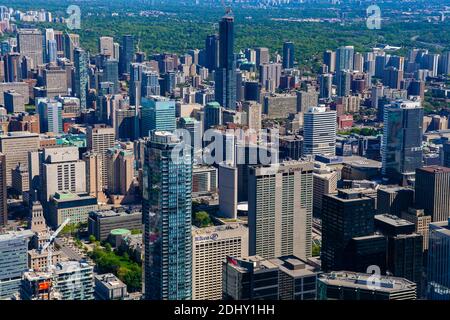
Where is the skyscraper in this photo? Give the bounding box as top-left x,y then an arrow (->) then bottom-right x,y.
337,70 -> 351,97
0,154 -> 6,227
382,100 -> 424,184
415,166 -> 450,222
141,96 -> 176,137
336,46 -> 354,72
215,15 -> 236,110
74,48 -> 89,111
248,161 -> 314,260
282,41 -> 295,69
319,73 -> 333,99
205,34 -> 219,71
119,35 -> 135,76
87,125 -> 115,189
428,219 -> 450,300
302,106 -> 337,157
323,50 -> 336,73
37,99 -> 63,134
321,189 -> 376,272
17,29 -> 44,68
143,131 -> 192,300
99,36 -> 114,57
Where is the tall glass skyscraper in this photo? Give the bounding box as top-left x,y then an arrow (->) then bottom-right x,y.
143,131 -> 193,300
382,100 -> 424,184
120,35 -> 135,75
282,41 -> 295,69
336,45 -> 354,72
74,48 -> 89,111
140,96 -> 176,137
215,15 -> 236,110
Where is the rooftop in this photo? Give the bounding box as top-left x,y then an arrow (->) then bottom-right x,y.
375,214 -> 415,228
418,165 -> 450,174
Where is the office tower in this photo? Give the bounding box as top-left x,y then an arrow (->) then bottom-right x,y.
382,100 -> 424,184
0,132 -> 40,186
303,106 -> 337,157
102,59 -> 120,93
248,161 -> 313,260
259,62 -> 282,92
297,89 -> 319,113
143,131 -> 192,300
415,166 -> 450,222
74,48 -> 89,111
337,69 -> 351,97
336,46 -> 354,72
192,165 -> 218,197
255,47 -> 270,66
204,101 -> 222,130
244,48 -> 256,64
344,234 -> 388,273
263,93 -> 297,118
375,54 -> 388,78
141,96 -> 176,137
321,189 -> 376,272
428,219 -> 450,300
47,39 -> 57,64
222,256 -> 279,300
0,154 -> 6,226
402,208 -> 432,251
5,53 -> 22,82
87,125 -> 115,189
4,90 -> 25,113
383,66 -> 403,89
88,209 -> 142,242
215,16 -> 236,110
323,50 -> 336,73
106,143 -> 134,197
218,162 -> 238,219
282,41 -> 295,69
37,99 -> 63,134
422,53 -> 439,77
205,34 -> 219,71
64,33 -> 79,62
114,107 -> 136,141
44,64 -> 69,97
318,271 -> 416,300
130,63 -> 143,105
192,224 -> 248,300
242,101 -> 262,132
119,35 -> 135,75
444,142 -> 450,168
82,152 -> 105,202
374,214 -> 424,293
319,73 -> 333,99
17,29 -> 44,68
377,186 -> 414,216
439,51 -> 450,75
53,261 -> 94,300
0,230 -> 34,299
99,36 -> 114,57
40,146 -> 86,201
48,192 -> 98,227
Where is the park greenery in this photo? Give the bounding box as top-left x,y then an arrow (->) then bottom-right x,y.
88,245 -> 142,292
193,211 -> 213,228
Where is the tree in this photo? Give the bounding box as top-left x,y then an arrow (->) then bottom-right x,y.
89,235 -> 96,243
194,211 -> 212,228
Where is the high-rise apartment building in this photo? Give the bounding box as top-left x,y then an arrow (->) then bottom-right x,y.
336,46 -> 354,72
143,131 -> 192,300
74,48 -> 89,111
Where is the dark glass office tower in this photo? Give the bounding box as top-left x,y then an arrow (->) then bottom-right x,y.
321,189 -> 376,272
215,15 -> 236,110
74,48 -> 89,111
283,41 -> 295,69
205,34 -> 219,71
143,131 -> 192,300
120,35 -> 135,75
382,100 -> 424,184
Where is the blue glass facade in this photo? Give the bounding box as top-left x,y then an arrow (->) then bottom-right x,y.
141,97 -> 176,137
428,220 -> 450,300
143,132 -> 192,300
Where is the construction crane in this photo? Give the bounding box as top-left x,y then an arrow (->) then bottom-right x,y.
39,218 -> 71,271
